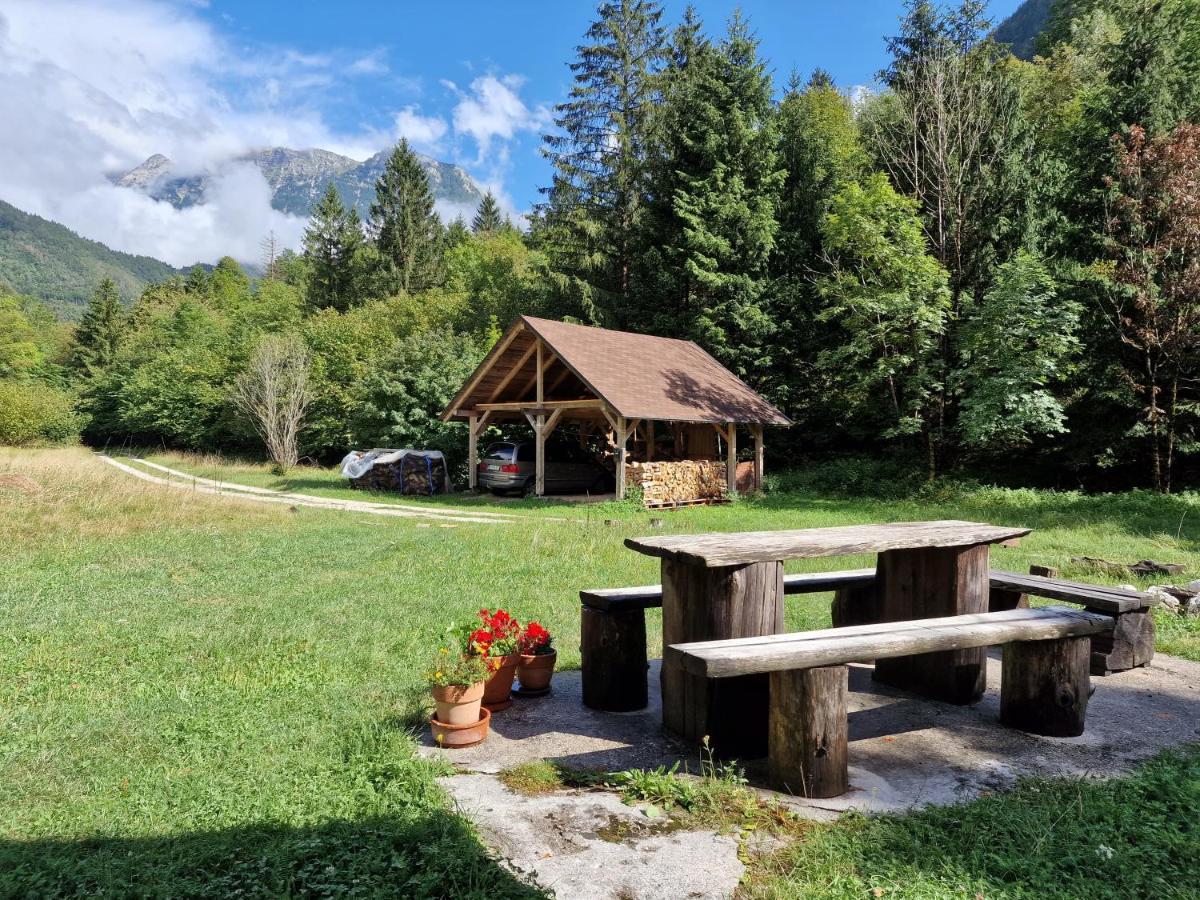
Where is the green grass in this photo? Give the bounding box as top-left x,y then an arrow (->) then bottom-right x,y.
2,447 -> 1199,896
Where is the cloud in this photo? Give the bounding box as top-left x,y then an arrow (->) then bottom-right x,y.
449,74 -> 550,165
393,106 -> 448,150
0,0 -> 547,267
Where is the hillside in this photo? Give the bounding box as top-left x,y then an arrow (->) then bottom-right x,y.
115,146 -> 485,221
993,0 -> 1056,59
0,199 -> 179,317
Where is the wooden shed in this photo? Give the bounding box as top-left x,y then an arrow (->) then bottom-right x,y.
441,316 -> 791,499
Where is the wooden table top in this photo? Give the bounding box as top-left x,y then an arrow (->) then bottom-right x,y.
625,520 -> 1031,568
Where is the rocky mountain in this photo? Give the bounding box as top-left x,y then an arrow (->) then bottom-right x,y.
113,147 -> 486,221
0,198 -> 179,317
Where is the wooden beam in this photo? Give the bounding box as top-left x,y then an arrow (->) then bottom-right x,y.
468,412 -> 479,490
536,340 -> 544,405
475,398 -> 604,412
546,363 -> 574,395
615,415 -> 627,500
441,321 -> 523,420
600,404 -> 619,433
647,420 -> 655,461
485,339 -> 537,403
543,406 -> 565,438
726,423 -> 737,495
752,425 -> 764,492
535,411 -> 546,496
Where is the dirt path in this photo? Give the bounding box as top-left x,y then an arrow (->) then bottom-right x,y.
97,454 -> 512,525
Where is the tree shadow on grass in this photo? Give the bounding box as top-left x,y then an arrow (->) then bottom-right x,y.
0,812 -> 545,899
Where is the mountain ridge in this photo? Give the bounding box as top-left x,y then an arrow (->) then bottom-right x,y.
0,198 -> 181,318
112,146 -> 486,221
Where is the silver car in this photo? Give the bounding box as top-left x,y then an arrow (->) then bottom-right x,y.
478,440 -> 614,496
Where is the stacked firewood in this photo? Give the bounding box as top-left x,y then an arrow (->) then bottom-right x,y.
349,455 -> 447,495
625,460 -> 727,506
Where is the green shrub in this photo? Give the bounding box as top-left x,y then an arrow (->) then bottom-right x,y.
0,380 -> 84,445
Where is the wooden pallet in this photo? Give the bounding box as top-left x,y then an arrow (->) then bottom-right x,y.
643,496 -> 731,510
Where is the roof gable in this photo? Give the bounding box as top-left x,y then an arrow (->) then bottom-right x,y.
444,316 -> 789,425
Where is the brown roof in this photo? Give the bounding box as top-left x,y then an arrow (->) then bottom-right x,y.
443,316 -> 790,425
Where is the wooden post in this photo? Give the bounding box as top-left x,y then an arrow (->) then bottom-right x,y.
830,576 -> 882,629
581,607 -> 648,711
534,413 -> 546,496
535,339 -> 544,405
660,557 -> 784,759
615,415 -> 627,500
647,420 -> 654,461
725,424 -> 737,495
752,425 -> 764,491
769,666 -> 848,798
1001,635 -> 1091,737
873,544 -> 990,704
468,412 -> 479,491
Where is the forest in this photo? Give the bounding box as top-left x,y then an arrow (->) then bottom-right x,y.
3,0 -> 1199,492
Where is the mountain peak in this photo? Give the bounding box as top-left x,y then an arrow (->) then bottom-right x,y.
112,146 -> 485,220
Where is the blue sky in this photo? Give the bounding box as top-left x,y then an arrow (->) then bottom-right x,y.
204,0 -> 1025,213
0,0 -> 1022,266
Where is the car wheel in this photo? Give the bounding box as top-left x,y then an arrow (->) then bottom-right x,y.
522,478 -> 536,498
490,488 -> 507,497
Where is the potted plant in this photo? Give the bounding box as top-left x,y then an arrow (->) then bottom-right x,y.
516,620 -> 556,694
470,608 -> 522,711
427,645 -> 491,725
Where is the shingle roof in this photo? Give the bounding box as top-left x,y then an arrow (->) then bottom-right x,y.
443,316 -> 791,425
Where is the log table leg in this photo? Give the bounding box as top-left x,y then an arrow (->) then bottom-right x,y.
873,544 -> 990,704
1001,635 -> 1091,736
769,665 -> 849,798
661,558 -> 784,759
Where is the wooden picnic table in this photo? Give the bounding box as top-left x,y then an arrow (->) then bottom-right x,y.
625,520 -> 1031,757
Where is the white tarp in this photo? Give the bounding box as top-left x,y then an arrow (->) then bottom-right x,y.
339,448 -> 449,492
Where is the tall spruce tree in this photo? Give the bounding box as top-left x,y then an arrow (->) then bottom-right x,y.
636,10 -> 783,379
303,184 -> 364,312
539,0 -> 666,325
472,192 -> 504,235
369,139 -> 444,294
72,278 -> 125,372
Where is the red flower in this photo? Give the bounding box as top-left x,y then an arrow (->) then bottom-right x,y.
519,621 -> 553,655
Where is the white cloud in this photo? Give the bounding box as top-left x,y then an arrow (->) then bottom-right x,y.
0,0 -> 546,266
393,106 -> 448,150
450,74 -> 549,165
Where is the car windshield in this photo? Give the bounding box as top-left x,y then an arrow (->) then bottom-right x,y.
484,443 -> 514,461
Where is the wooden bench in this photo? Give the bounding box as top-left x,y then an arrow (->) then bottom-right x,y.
666,606 -> 1115,798
580,568 -> 1157,711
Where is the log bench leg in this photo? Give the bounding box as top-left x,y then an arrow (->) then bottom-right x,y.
581,606 -> 648,712
830,578 -> 881,628
1001,635 -> 1091,737
1089,608 -> 1155,675
769,666 -> 849,798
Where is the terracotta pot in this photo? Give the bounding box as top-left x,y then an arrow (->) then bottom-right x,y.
431,681 -> 485,726
482,654 -> 519,710
517,649 -> 557,692
430,706 -> 490,749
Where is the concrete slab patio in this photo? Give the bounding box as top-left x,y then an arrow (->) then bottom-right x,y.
421,653 -> 1200,898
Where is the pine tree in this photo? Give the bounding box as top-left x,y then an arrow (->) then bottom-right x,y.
472,192 -> 504,235
539,0 -> 666,325
72,278 -> 125,372
445,216 -> 471,249
303,184 -> 364,311
636,10 -> 784,378
368,139 -> 444,294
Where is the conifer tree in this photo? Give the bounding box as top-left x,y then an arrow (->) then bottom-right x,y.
303,184 -> 364,311
540,0 -> 666,325
472,192 -> 504,235
368,139 -> 444,294
72,278 -> 125,372
445,216 -> 471,249
636,10 -> 783,378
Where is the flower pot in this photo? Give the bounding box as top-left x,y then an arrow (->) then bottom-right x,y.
482,654 -> 519,711
430,706 -> 490,749
517,649 -> 557,693
431,681 -> 485,726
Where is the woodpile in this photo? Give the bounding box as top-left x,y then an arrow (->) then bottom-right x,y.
625,460 -> 727,508
349,454 -> 448,495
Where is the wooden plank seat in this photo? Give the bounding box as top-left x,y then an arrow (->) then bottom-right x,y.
579,569 -> 875,711
666,606 -> 1115,798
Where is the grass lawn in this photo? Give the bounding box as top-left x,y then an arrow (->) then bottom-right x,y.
1,446 -> 1198,897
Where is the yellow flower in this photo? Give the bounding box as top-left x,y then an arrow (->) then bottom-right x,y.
440,648 -> 449,654
436,733 -> 445,743
435,671 -> 443,679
